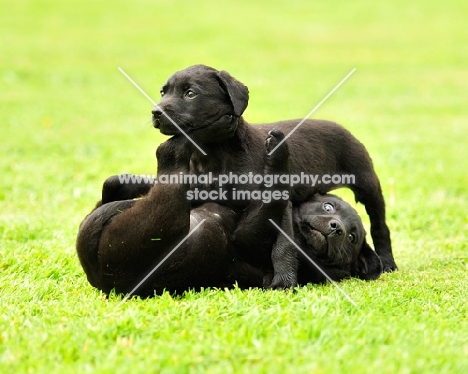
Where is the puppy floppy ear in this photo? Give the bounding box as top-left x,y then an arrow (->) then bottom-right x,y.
350,240 -> 383,280
216,70 -> 249,117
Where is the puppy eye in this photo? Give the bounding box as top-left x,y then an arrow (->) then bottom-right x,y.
160,89 -> 165,97
348,233 -> 356,243
185,90 -> 197,99
323,203 -> 334,213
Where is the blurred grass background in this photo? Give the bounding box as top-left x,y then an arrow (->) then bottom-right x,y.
1,0 -> 467,373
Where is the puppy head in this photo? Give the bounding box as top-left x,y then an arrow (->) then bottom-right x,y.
294,194 -> 382,280
152,65 -> 249,143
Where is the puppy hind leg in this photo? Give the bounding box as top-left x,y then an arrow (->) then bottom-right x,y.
82,137 -> 194,295
76,199 -> 137,291
352,179 -> 397,272
124,136 -> 194,237
100,134 -> 194,205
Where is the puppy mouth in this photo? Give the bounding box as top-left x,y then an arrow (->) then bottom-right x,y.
308,229 -> 327,246
301,224 -> 342,262
303,226 -> 328,253
153,121 -> 175,135
306,228 -> 351,267
152,116 -> 185,135
153,114 -> 237,140
153,118 -> 160,129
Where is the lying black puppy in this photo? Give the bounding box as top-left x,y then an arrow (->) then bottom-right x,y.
292,194 -> 382,283
77,133 -> 381,297
150,64 -> 396,274
77,131 -> 293,296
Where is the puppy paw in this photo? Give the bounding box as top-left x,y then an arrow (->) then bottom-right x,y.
267,272 -> 297,290
265,129 -> 290,175
265,128 -> 285,153
380,255 -> 398,272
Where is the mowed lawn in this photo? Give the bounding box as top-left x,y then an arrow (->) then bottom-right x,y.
1,0 -> 467,373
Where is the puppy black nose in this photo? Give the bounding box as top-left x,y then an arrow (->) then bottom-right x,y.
152,107 -> 162,117
329,220 -> 343,236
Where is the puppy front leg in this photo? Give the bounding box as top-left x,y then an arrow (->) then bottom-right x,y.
232,129 -> 297,289
269,201 -> 298,289
263,130 -> 298,288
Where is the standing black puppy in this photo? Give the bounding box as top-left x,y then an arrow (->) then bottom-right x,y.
150,65 -> 397,273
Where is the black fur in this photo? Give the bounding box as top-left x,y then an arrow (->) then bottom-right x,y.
76,130 -> 382,296
77,170 -> 382,296
292,194 -> 382,283
76,64 -> 392,296
76,131 -> 295,296
152,64 -> 396,272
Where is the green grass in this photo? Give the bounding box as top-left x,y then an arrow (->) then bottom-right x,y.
1,0 -> 467,372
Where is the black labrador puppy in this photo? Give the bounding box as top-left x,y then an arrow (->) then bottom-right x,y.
150,64 -> 396,275
293,194 -> 382,284
77,131 -> 293,296
76,133 -> 381,297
